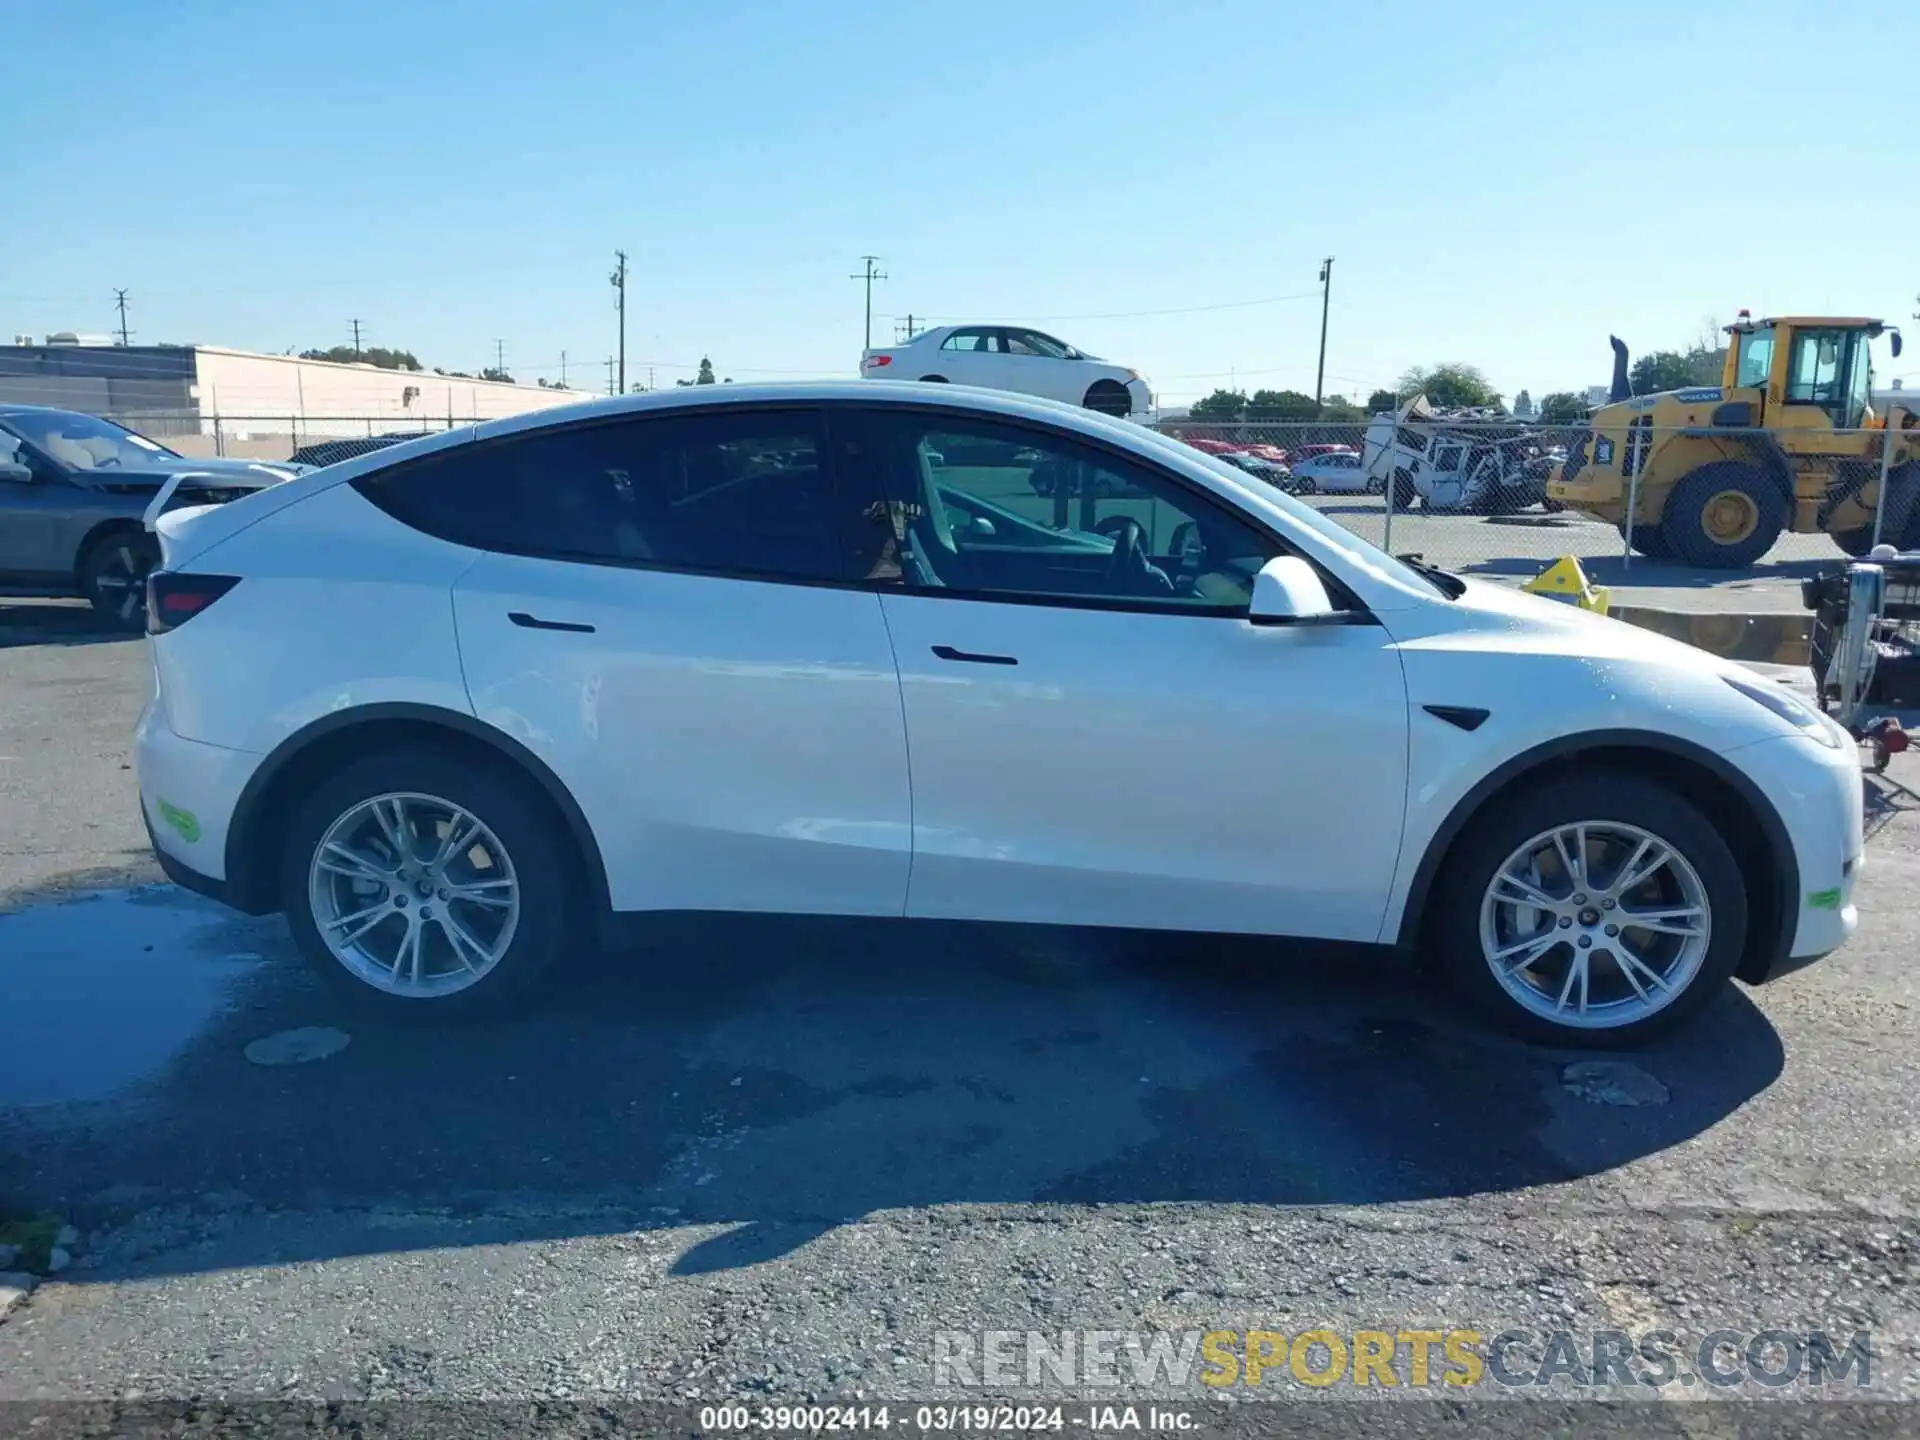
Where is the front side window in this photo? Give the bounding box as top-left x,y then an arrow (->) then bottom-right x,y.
355,410 -> 842,583
1002,330 -> 1074,359
855,412 -> 1281,612
1734,330 -> 1775,389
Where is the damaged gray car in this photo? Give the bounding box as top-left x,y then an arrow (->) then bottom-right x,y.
0,405 -> 307,627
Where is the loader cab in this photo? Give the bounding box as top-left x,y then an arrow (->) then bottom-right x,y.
1725,317 -> 1895,431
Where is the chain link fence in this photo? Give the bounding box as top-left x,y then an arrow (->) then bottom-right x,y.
1156,416 -> 1920,588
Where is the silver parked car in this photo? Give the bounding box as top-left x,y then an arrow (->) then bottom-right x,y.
0,406 -> 306,626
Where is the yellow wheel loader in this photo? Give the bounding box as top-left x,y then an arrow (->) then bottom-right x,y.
1547,316 -> 1919,567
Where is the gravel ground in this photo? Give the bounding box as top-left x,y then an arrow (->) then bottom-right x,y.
1,595 -> 1917,1433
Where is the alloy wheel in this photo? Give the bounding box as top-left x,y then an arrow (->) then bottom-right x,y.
307,791 -> 520,998
90,542 -> 156,625
1477,821 -> 1711,1030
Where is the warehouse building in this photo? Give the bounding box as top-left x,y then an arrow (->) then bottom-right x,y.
0,337 -> 601,460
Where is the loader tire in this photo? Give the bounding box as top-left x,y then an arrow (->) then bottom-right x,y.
1616,520 -> 1673,560
1659,462 -> 1785,569
1832,527 -> 1876,559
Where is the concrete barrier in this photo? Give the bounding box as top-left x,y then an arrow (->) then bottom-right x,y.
1609,606 -> 1811,666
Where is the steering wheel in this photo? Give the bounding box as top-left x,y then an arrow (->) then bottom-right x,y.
1101,517 -> 1173,597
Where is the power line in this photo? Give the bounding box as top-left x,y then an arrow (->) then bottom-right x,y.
900,290 -> 1324,326
850,255 -> 887,351
112,289 -> 132,346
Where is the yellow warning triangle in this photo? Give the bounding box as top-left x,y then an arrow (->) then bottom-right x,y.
1521,555 -> 1610,614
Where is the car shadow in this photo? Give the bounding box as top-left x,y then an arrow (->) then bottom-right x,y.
0,599 -> 140,649
0,891 -> 1786,1282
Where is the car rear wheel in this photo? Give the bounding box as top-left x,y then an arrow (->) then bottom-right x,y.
1083,381 -> 1132,418
1364,477 -> 1385,495
918,374 -> 949,384
80,530 -> 159,629
1430,771 -> 1745,1047
281,746 -> 576,1016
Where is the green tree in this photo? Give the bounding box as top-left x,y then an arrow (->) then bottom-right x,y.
302,345 -> 421,371
1396,362 -> 1500,409
1538,391 -> 1588,423
1512,389 -> 1534,417
1318,394 -> 1366,422
1188,388 -> 1246,421
696,357 -> 717,385
1630,345 -> 1725,395
480,366 -> 513,383
1246,388 -> 1319,421
1367,388 -> 1401,413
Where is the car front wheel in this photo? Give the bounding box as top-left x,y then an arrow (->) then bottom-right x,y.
281,747 -> 576,1015
81,531 -> 160,628
1431,772 -> 1745,1046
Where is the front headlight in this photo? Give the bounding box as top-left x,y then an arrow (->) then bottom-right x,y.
1723,674 -> 1841,748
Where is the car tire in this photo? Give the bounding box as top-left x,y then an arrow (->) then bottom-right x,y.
1392,472 -> 1416,509
80,529 -> 159,629
1364,477 -> 1384,495
280,745 -> 578,1018
1083,381 -> 1132,418
918,374 -> 949,384
1294,478 -> 1316,496
1429,770 -> 1745,1048
1659,461 -> 1786,569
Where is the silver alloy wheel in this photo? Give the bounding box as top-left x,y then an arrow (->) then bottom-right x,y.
307,791 -> 520,998
91,541 -> 154,624
1478,820 -> 1711,1030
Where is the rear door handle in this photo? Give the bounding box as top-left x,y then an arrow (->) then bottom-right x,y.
931,644 -> 1017,666
508,611 -> 596,634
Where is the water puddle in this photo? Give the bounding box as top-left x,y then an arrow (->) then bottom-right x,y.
0,887 -> 268,1105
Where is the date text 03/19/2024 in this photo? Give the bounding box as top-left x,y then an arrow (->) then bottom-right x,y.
696,1403 -> 1197,1432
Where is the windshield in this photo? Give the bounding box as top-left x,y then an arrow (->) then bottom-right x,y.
1,411 -> 180,470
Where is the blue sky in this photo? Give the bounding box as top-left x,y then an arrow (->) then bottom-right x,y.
4,0 -> 1913,408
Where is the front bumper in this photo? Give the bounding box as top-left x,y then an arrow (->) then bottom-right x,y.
1729,731 -> 1864,978
1125,378 -> 1155,417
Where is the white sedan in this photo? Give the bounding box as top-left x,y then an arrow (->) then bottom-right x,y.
1290,451 -> 1382,495
135,381 -> 1860,1045
861,324 -> 1152,418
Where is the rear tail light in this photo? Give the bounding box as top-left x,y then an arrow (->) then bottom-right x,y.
147,572 -> 240,635
865,354 -> 892,368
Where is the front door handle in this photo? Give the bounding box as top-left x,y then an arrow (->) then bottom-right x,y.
508,611 -> 596,634
931,644 -> 1017,666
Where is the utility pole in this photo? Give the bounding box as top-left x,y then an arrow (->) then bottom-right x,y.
604,356 -> 616,395
112,289 -> 132,346
494,339 -> 507,376
648,366 -> 655,391
896,314 -> 924,343
610,249 -> 628,395
350,318 -> 364,359
850,255 -> 887,350
559,350 -> 568,388
1314,257 -> 1334,413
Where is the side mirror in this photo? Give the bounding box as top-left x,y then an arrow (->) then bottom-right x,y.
969,515 -> 995,538
1248,555 -> 1337,626
1893,332 -> 1904,359
0,460 -> 33,484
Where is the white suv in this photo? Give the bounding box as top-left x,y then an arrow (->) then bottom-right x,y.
861,325 -> 1152,419
135,382 -> 1862,1044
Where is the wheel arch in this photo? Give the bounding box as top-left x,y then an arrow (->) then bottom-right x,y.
1395,730 -> 1797,984
222,702 -> 612,922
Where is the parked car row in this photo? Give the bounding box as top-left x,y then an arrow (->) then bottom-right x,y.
1175,434 -> 1368,496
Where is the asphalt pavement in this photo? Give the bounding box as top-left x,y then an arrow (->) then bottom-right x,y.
2,594 -> 1918,1428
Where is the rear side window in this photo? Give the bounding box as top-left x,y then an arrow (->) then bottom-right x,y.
353,410 -> 843,583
